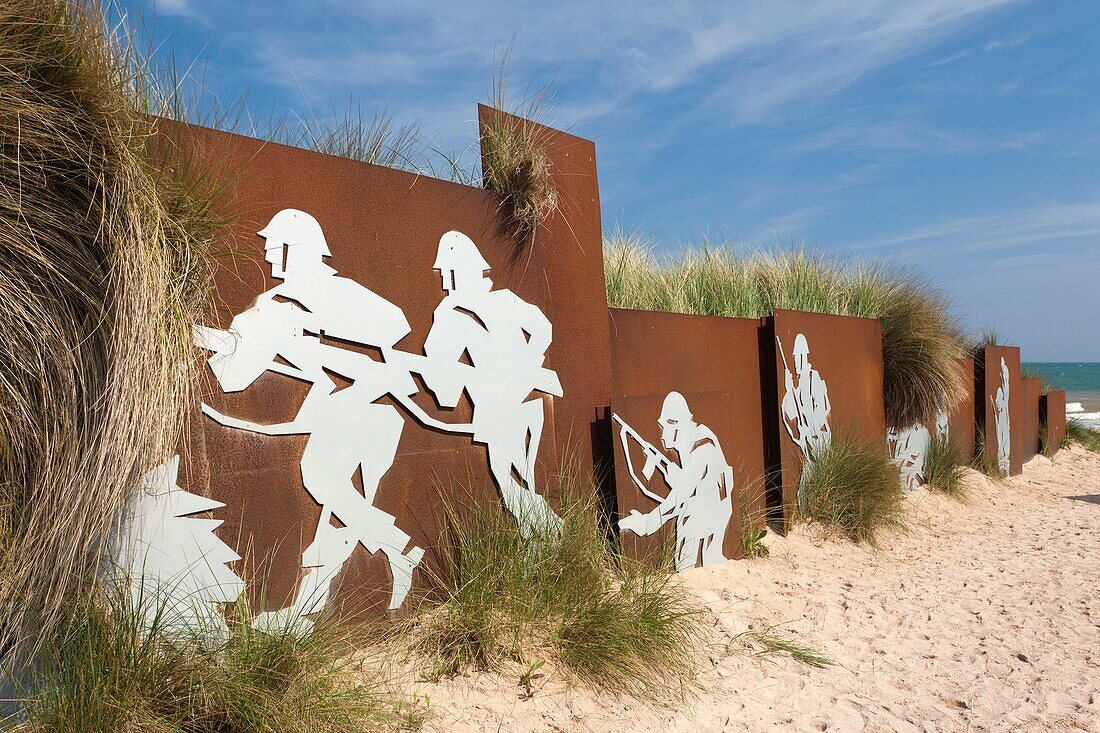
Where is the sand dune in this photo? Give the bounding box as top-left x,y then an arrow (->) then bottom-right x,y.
415,445 -> 1100,732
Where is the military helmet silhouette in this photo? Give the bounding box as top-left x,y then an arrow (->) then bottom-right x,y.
259,209 -> 331,257
434,231 -> 491,273
658,391 -> 693,427
793,333 -> 810,360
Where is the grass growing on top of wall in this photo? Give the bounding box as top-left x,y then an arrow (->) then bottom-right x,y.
409,467 -> 701,700
8,587 -> 422,733
796,435 -> 905,545
1067,419 -> 1100,452
0,0 -> 227,675
922,433 -> 968,498
604,232 -> 966,429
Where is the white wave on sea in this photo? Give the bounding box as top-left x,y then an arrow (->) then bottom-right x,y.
1067,402 -> 1100,429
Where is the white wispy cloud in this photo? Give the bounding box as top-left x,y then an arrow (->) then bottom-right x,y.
196,0 -> 1022,136
851,200 -> 1100,255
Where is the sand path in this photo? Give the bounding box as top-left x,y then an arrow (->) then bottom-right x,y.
415,446 -> 1100,732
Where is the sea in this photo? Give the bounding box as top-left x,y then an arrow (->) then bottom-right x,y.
1023,362 -> 1100,430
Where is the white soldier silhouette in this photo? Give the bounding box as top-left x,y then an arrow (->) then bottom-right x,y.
992,356 -> 1011,474
196,209 -> 443,632
412,231 -> 564,537
888,423 -> 930,492
778,333 -> 832,507
614,393 -> 734,572
115,454 -> 245,637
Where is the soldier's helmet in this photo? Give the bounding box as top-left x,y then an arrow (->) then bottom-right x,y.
658,391 -> 695,450
259,209 -> 331,278
793,333 -> 810,371
434,231 -> 491,292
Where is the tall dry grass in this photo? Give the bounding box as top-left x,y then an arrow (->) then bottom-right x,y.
0,0 -> 222,675
604,231 -> 966,428
409,465 -> 701,700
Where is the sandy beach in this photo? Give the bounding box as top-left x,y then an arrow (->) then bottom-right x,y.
414,445 -> 1100,732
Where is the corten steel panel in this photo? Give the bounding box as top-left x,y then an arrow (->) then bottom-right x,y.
165,110 -> 609,616
1021,377 -> 1042,463
947,358 -> 976,464
607,309 -> 767,567
1040,390 -> 1067,456
765,310 -> 886,527
477,105 -> 612,470
975,346 -> 1023,477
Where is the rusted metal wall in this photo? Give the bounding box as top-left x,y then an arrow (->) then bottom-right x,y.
948,358 -> 976,464
975,346 -> 1023,477
167,110 -> 610,616
1021,377 -> 1042,463
1041,390 -> 1067,456
763,310 -> 886,527
607,309 -> 767,566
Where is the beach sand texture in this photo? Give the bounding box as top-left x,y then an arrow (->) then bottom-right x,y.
413,445 -> 1100,732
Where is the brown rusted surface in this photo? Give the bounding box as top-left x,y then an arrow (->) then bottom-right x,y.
946,358 -> 976,464
975,346 -> 1023,477
608,309 -> 767,566
165,108 -> 609,616
1041,390 -> 1067,456
1021,377 -> 1042,463
765,310 -> 886,527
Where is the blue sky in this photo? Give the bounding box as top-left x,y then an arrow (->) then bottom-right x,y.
127,0 -> 1100,360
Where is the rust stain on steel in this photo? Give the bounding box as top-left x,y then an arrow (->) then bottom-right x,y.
165,109 -> 610,617
1021,377 -> 1042,463
975,345 -> 1023,477
607,309 -> 767,566
764,310 -> 886,528
1040,390 -> 1067,455
947,358 -> 976,464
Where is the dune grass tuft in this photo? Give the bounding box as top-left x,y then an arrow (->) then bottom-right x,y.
478,48 -> 559,240
923,433 -> 968,498
734,626 -> 834,669
796,435 -> 905,545
1067,419 -> 1100,452
410,466 -> 701,700
971,428 -> 1005,480
0,0 -> 228,675
8,585 -> 421,733
603,232 -> 965,428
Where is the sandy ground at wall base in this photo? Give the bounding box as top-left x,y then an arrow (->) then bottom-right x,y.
400,445 -> 1100,732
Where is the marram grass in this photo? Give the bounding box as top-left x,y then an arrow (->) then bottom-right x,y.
1067,419 -> 1100,452
409,464 -> 701,701
8,585 -> 422,733
796,435 -> 905,545
604,231 -> 966,428
923,432 -> 968,498
0,0 -> 224,673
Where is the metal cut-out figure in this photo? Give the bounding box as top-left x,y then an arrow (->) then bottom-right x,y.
888,423 -> 930,492
196,209 -> 431,632
115,455 -> 245,636
196,212 -> 564,631
413,231 -> 564,538
992,356 -> 1011,475
778,333 -> 832,508
614,392 -> 734,572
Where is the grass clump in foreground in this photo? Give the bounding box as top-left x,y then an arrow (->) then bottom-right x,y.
0,0 -> 228,674
9,587 -> 421,733
797,436 -> 905,545
411,468 -> 701,700
923,433 -> 968,498
604,233 -> 965,429
1067,419 -> 1100,452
